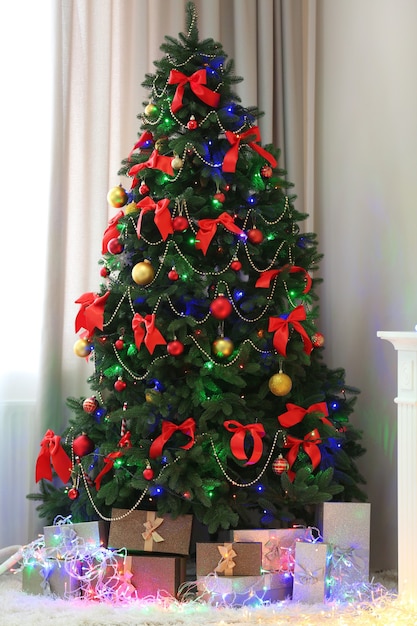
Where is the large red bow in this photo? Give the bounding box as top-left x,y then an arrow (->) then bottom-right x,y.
195,212 -> 245,255
136,197 -> 173,241
128,150 -> 174,179
35,430 -> 72,484
268,305 -> 313,357
255,265 -> 312,294
75,291 -> 110,335
284,429 -> 322,480
128,131 -> 154,160
102,210 -> 124,254
132,313 -> 167,354
94,433 -> 132,490
224,420 -> 266,466
278,402 -> 332,429
222,126 -> 277,173
168,69 -> 220,113
149,418 -> 196,459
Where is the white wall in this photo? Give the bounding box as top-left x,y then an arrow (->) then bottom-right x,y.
316,0 -> 417,571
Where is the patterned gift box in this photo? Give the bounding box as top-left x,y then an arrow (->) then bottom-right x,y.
108,509 -> 193,555
196,541 -> 262,577
232,527 -> 309,572
43,519 -> 108,556
197,571 -> 293,605
22,559 -> 81,598
292,542 -> 330,604
317,502 -> 371,598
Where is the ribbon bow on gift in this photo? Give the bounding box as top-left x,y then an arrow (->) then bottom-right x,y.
195,212 -> 245,255
141,516 -> 165,544
255,265 -> 312,294
331,545 -> 367,574
136,197 -> 173,241
94,432 -> 132,490
35,430 -> 72,484
215,543 -> 237,576
295,562 -> 323,586
102,210 -> 124,254
223,420 -> 265,465
168,69 -> 220,113
149,417 -> 196,459
222,126 -> 277,173
132,313 -> 167,354
268,305 -> 313,357
128,150 -> 174,179
278,402 -> 333,429
75,291 -> 110,335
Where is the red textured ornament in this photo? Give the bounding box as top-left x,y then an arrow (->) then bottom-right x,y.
114,378 -> 127,392
210,296 -> 233,320
139,182 -> 150,195
100,266 -> 110,277
247,228 -> 264,244
214,192 -> 226,203
67,488 -> 79,500
143,466 -> 154,480
231,259 -> 242,271
312,332 -> 325,348
187,115 -> 198,130
260,164 -> 273,178
83,397 -> 99,414
115,338 -> 124,350
168,269 -> 179,281
272,454 -> 290,475
73,433 -> 95,458
167,339 -> 185,356
107,238 -> 124,254
172,216 -> 189,231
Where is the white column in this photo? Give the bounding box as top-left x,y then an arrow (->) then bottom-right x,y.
377,331 -> 417,602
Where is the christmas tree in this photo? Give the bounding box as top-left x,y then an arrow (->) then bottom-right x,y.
32,2 -> 366,534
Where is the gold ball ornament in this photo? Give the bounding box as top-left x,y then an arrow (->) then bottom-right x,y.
144,102 -> 159,119
125,202 -> 138,214
145,389 -> 161,403
73,338 -> 92,358
131,260 -> 155,285
171,155 -> 183,170
107,185 -> 128,208
212,337 -> 234,358
268,371 -> 292,396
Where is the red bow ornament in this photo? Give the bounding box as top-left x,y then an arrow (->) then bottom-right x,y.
136,197 -> 173,241
255,265 -> 312,294
35,430 -> 72,484
95,432 -> 132,490
222,126 -> 277,173
128,150 -> 174,180
224,420 -> 266,465
102,210 -> 124,254
268,305 -> 313,357
149,417 -> 196,459
168,69 -> 220,113
195,212 -> 245,255
128,131 -> 154,160
75,291 -> 110,335
132,313 -> 167,354
278,402 -> 333,429
284,429 -> 322,481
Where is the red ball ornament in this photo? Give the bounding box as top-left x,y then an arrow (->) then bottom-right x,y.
272,454 -> 290,475
114,377 -> 127,392
115,338 -> 124,350
210,295 -> 233,320
67,487 -> 79,500
107,238 -> 124,254
82,397 -> 98,414
231,259 -> 242,271
139,182 -> 150,195
73,433 -> 95,457
312,332 -> 325,348
172,216 -> 189,231
143,465 -> 154,480
187,115 -> 198,130
260,164 -> 273,178
167,339 -> 185,356
247,228 -> 264,244
168,269 -> 179,281
100,266 -> 110,277
214,192 -> 226,203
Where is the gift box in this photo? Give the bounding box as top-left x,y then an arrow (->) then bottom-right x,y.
108,509 -> 193,555
196,541 -> 262,577
197,571 -> 293,606
232,527 -> 309,572
292,542 -> 329,604
317,502 -> 371,597
22,559 -> 81,598
44,519 -> 108,556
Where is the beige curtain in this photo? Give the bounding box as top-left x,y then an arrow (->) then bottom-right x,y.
0,0 -> 316,548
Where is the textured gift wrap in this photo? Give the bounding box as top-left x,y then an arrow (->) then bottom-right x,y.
232,527 -> 308,572
44,520 -> 109,555
196,541 -> 262,577
197,571 -> 293,605
111,554 -> 187,598
108,509 -> 193,555
317,502 -> 371,596
292,542 -> 329,604
22,559 -> 81,597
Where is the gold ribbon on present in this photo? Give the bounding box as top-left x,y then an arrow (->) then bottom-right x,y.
141,511 -> 165,551
215,543 -> 237,576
